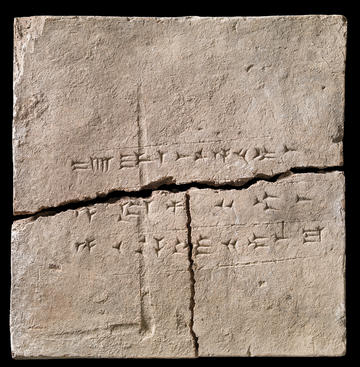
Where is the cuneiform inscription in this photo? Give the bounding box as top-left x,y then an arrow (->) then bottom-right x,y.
70,143 -> 296,173
90,157 -> 113,172
222,239 -> 238,251
303,226 -> 323,243
233,145 -> 286,163
273,221 -> 288,242
75,238 -> 96,253
166,200 -> 184,213
173,238 -> 188,254
194,235 -> 211,256
71,157 -> 113,172
75,207 -> 97,223
135,235 -> 188,258
253,191 -> 280,211
175,149 -> 207,161
199,222 -> 325,257
112,241 -> 123,253
221,232 -> 270,252
194,148 -> 205,161
73,233 -> 188,259
215,199 -> 234,209
119,151 -> 160,169
295,194 -> 312,203
118,201 -> 143,222
214,190 -> 314,220
117,199 -> 154,222
153,236 -> 165,257
247,232 -> 269,249
212,148 -> 231,162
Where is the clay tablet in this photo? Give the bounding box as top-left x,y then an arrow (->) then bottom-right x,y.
11,15 -> 346,358
13,15 -> 346,215
11,192 -> 195,358
190,172 -> 345,356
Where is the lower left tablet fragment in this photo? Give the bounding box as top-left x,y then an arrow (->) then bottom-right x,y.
11,191 -> 195,358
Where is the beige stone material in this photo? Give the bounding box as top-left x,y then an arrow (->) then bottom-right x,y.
11,191 -> 195,358
11,173 -> 346,358
11,15 -> 346,359
13,15 -> 346,215
189,172 -> 345,356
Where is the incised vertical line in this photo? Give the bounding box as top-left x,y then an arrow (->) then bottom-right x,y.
185,192 -> 199,356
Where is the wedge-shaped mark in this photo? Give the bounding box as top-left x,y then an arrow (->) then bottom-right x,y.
215,199 -> 234,209
75,207 -> 97,223
222,238 -> 239,253
247,233 -> 269,249
153,236 -> 166,257
74,238 -> 96,253
112,241 -> 123,253
303,226 -> 324,243
173,238 -> 188,254
90,157 -> 113,172
295,194 -> 312,203
166,200 -> 184,213
253,190 -> 280,211
194,235 -> 212,256
273,221 -> 289,243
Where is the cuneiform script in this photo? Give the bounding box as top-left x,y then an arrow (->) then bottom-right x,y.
11,191 -> 194,358
190,172 -> 345,356
12,15 -> 346,359
13,15 -> 346,214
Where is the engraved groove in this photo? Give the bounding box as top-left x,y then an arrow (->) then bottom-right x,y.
185,193 -> 199,356
13,166 -> 343,220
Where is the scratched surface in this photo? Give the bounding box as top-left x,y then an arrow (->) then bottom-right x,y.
190,172 -> 345,356
11,173 -> 346,358
12,15 -> 346,358
13,16 -> 346,214
11,191 -> 194,358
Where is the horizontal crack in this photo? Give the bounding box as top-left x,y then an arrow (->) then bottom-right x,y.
12,165 -> 343,221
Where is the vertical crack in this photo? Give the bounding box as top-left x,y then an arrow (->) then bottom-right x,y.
137,208 -> 155,339
136,82 -> 144,186
185,192 -> 199,357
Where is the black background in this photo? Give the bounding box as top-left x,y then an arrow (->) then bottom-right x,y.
2,1 -> 358,364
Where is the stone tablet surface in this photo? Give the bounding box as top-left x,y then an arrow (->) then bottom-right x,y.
189,172 -> 345,356
13,15 -> 346,215
11,15 -> 346,358
11,191 -> 195,358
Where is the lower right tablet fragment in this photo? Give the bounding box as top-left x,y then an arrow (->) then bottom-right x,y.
189,172 -> 345,357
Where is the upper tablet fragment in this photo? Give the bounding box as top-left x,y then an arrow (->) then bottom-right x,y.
13,16 -> 347,214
